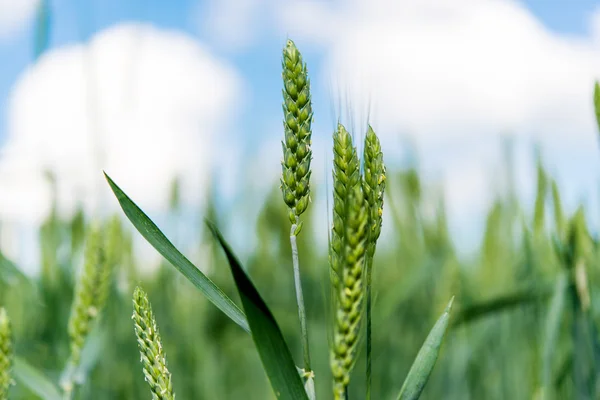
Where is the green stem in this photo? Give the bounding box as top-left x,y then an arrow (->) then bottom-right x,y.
366,253 -> 373,400
290,222 -> 311,372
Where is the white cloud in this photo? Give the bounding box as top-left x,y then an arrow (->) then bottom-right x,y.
196,0 -> 268,51
0,23 -> 243,270
271,0 -> 600,243
0,0 -> 39,39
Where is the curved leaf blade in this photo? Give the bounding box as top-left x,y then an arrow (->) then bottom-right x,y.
206,221 -> 308,400
451,285 -> 552,328
104,172 -> 249,333
397,297 -> 454,400
14,357 -> 62,400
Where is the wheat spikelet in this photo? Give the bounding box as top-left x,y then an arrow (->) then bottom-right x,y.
132,287 -> 175,400
280,39 -> 313,231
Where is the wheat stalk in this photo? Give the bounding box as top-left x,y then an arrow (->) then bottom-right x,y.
132,286 -> 175,400
280,38 -> 314,372
329,123 -> 367,400
362,125 -> 386,399
0,308 -> 13,400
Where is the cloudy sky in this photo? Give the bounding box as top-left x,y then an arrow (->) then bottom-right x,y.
1,0 -> 600,270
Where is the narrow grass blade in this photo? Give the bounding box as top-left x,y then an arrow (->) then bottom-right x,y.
542,272 -> 567,391
34,0 -> 51,60
397,297 -> 454,400
13,357 -> 62,400
594,81 -> 600,135
451,285 -> 553,328
104,172 -> 249,333
206,221 -> 308,400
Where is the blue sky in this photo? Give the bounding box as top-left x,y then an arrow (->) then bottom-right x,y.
1,0 -> 597,147
2,0 -> 600,268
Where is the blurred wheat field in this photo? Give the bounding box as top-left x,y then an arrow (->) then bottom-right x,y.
2,2 -> 600,399
2,153 -> 600,399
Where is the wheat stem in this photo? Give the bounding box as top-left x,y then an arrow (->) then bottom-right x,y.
291,223 -> 312,371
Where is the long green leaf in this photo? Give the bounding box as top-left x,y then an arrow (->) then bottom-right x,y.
451,285 -> 553,328
34,0 -> 51,60
542,272 -> 568,391
397,297 -> 454,400
594,81 -> 600,135
14,357 -> 62,400
104,173 -> 249,333
206,221 -> 308,400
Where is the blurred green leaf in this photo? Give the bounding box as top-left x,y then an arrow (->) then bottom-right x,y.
104,172 -> 249,333
34,0 -> 51,60
206,221 -> 308,400
452,285 -> 553,328
594,81 -> 600,135
542,272 -> 568,391
14,357 -> 62,400
397,297 -> 454,400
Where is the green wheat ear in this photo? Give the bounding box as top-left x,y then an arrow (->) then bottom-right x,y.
67,223 -> 113,368
362,125 -> 386,400
329,123 -> 367,400
363,125 -> 386,261
0,308 -> 13,399
330,123 -> 361,289
132,287 -> 175,400
280,39 -> 313,233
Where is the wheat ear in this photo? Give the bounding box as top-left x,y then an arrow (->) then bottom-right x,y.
63,223 -> 114,396
362,125 -> 386,400
330,123 -> 367,400
132,287 -> 175,400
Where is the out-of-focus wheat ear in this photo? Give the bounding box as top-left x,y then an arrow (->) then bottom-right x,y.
132,287 -> 175,400
362,125 -> 386,400
363,125 -> 386,256
0,308 -> 13,399
280,39 -> 313,231
67,225 -> 107,368
63,222 -> 116,396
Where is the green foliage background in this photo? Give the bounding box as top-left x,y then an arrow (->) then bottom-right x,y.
3,153 -> 600,399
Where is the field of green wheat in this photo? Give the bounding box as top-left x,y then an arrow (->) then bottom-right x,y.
2,15 -> 600,400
